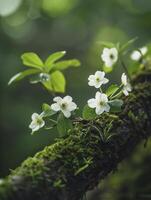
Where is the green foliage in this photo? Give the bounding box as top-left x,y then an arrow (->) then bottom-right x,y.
106,84 -> 119,97
82,105 -> 97,120
50,71 -> 66,93
8,69 -> 40,85
8,51 -> 80,94
120,37 -> 138,53
102,65 -> 113,73
44,51 -> 66,72
99,41 -> 115,48
108,99 -> 123,113
21,52 -> 44,69
57,113 -> 73,136
42,103 -> 56,117
52,59 -> 80,71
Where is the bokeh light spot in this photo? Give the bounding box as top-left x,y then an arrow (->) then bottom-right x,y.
0,0 -> 22,17
42,0 -> 78,17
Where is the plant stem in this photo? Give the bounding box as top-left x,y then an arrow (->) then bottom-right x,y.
48,118 -> 57,124
111,91 -> 123,100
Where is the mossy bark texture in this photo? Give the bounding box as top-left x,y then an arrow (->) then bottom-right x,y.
1,71 -> 151,200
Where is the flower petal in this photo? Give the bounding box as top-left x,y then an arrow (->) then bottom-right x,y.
51,103 -> 60,111
68,102 -> 77,111
104,103 -> 110,112
88,75 -> 95,81
31,113 -> 39,120
103,78 -> 109,84
121,73 -> 127,86
100,93 -> 108,103
87,98 -> 96,108
62,110 -> 71,118
53,96 -> 62,103
95,91 -> 102,101
39,120 -> 45,128
95,106 -> 104,115
95,71 -> 104,79
63,95 -> 73,103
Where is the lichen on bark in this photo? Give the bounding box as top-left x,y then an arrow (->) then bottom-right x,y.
0,70 -> 151,200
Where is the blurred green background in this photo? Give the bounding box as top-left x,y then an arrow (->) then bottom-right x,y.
1,0 -> 151,199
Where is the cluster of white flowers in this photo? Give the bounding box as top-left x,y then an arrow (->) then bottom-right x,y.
29,46 -> 134,133
101,47 -> 118,67
87,69 -> 132,115
130,46 -> 148,61
87,70 -> 110,115
29,96 -> 77,132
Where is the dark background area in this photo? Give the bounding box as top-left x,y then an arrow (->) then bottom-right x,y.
0,0 -> 151,199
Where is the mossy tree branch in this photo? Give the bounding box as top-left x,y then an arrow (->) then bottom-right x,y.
0,70 -> 151,200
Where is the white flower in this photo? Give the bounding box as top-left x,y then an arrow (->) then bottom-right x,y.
51,96 -> 77,118
29,113 -> 45,132
88,71 -> 109,88
88,92 -> 110,115
121,73 -> 132,96
101,47 -> 118,67
130,46 -> 148,61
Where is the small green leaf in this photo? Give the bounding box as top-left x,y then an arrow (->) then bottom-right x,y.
121,37 -> 138,52
8,69 -> 40,85
57,113 -> 73,136
45,51 -> 66,71
99,41 -> 115,48
51,70 -> 66,93
21,52 -> 44,69
82,105 -> 97,120
53,59 -> 81,71
102,65 -> 113,73
109,99 -> 123,113
42,103 -> 56,117
106,84 -> 119,97
42,80 -> 53,91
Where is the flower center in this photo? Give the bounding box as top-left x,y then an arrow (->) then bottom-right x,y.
99,101 -> 105,106
36,118 -> 43,125
61,103 -> 67,110
96,77 -> 100,82
110,53 -> 114,60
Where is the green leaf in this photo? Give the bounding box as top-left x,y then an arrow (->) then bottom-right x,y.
82,105 -> 97,120
57,113 -> 73,137
42,103 -> 56,117
42,79 -> 53,91
108,99 -> 123,113
45,51 -> 66,71
99,41 -> 115,48
121,37 -> 138,52
21,52 -> 44,69
51,70 -> 66,93
53,59 -> 81,71
102,65 -> 113,73
8,69 -> 40,85
42,71 -> 66,93
106,84 -> 119,97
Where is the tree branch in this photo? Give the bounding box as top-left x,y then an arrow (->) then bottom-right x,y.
1,70 -> 151,200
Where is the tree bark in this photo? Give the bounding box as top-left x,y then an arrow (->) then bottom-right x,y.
0,70 -> 151,200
